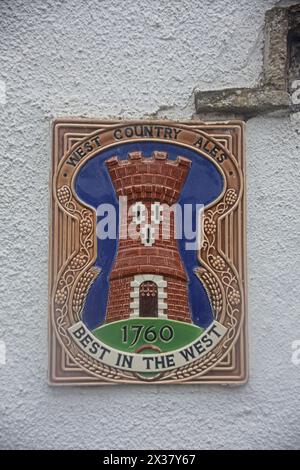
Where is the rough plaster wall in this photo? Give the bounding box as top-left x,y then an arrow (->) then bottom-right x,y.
0,0 -> 300,450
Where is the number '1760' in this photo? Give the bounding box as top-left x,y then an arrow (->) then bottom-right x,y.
121,324 -> 174,346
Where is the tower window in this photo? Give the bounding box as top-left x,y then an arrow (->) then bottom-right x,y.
151,202 -> 163,224
140,224 -> 155,246
132,201 -> 146,225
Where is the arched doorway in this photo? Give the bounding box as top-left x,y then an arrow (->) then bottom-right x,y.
139,281 -> 158,317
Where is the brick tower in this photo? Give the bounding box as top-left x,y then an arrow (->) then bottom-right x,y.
105,150 -> 192,323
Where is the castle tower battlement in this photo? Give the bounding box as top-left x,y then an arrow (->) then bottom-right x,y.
105,151 -> 192,324
106,151 -> 191,204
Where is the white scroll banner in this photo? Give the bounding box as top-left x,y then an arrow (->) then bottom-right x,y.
68,320 -> 228,373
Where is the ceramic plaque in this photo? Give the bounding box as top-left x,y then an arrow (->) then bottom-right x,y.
49,120 -> 247,385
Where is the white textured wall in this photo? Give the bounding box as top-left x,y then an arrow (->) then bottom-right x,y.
0,0 -> 300,450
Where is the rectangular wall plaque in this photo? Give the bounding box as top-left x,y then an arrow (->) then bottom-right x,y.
49,119 -> 247,385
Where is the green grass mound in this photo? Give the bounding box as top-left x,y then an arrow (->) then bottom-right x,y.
93,318 -> 204,354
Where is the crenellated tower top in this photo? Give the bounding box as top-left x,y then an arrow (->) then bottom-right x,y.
106,151 -> 191,204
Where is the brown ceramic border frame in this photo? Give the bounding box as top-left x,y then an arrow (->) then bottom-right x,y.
49,119 -> 248,386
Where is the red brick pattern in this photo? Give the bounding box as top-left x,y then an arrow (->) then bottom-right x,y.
112,200 -> 187,281
106,151 -> 191,204
105,151 -> 192,324
167,278 -> 191,323
105,277 -> 133,323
